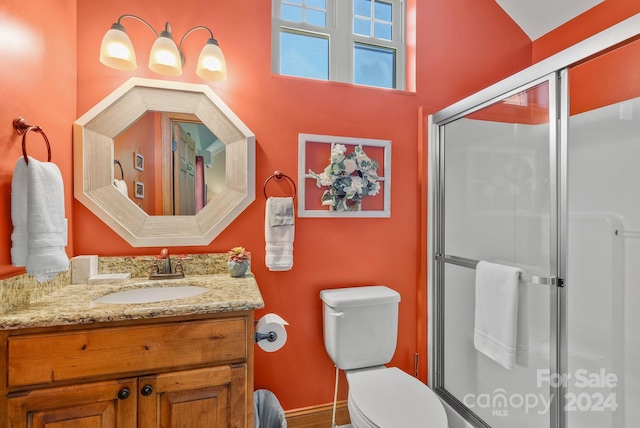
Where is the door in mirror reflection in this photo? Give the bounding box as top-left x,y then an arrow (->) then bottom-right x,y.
113,112 -> 226,216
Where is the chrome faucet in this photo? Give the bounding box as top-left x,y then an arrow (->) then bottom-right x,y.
149,248 -> 185,280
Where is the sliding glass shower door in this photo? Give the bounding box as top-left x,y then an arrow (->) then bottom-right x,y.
564,37 -> 640,428
429,17 -> 640,428
433,75 -> 559,428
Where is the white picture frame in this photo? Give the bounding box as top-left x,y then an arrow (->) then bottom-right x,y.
134,152 -> 144,171
298,133 -> 391,218
134,181 -> 145,199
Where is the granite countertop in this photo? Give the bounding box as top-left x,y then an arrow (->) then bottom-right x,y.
0,274 -> 264,330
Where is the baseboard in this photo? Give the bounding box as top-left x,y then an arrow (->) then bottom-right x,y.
285,400 -> 351,428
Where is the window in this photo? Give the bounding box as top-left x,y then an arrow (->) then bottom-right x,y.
272,0 -> 406,90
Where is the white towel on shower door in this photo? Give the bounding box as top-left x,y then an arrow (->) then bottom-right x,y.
474,261 -> 526,370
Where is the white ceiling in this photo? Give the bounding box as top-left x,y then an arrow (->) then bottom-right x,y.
495,0 -> 605,40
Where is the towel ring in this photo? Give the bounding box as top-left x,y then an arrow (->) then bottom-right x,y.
13,117 -> 51,164
114,160 -> 124,180
263,170 -> 297,199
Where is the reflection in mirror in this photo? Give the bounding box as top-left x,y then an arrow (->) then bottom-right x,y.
113,112 -> 226,215
74,78 -> 255,247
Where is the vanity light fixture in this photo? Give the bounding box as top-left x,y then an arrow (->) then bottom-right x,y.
99,14 -> 227,81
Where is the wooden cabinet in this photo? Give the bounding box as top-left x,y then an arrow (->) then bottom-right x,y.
7,379 -> 137,428
139,365 -> 247,428
1,312 -> 254,428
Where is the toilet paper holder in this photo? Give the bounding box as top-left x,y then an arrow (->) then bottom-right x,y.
254,313 -> 288,351
255,331 -> 279,343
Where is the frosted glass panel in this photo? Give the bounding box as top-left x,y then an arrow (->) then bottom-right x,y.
444,82 -> 552,276
567,97 -> 640,428
443,264 -> 551,427
440,81 -> 553,427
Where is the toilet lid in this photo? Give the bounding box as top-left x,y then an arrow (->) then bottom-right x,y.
348,367 -> 448,427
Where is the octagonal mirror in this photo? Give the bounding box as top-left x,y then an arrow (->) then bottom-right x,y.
74,78 -> 255,246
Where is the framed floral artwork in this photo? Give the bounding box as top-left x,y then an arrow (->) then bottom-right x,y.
298,133 -> 391,217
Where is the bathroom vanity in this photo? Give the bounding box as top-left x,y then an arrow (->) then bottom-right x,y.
0,269 -> 264,428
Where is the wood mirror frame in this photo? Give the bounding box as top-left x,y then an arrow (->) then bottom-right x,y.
74,78 -> 255,247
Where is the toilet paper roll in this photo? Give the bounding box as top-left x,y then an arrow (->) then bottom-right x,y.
256,313 -> 289,352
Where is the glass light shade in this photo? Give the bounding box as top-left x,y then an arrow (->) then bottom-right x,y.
99,27 -> 137,70
148,35 -> 182,76
196,40 -> 227,81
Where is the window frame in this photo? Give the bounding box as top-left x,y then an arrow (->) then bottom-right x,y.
271,0 -> 406,90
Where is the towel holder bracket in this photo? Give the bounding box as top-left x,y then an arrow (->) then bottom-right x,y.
114,160 -> 125,180
263,170 -> 297,199
13,117 -> 52,164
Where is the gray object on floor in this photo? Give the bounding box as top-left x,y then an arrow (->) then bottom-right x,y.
254,389 -> 287,428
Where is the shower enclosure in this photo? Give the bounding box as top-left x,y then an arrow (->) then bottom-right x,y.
427,15 -> 640,428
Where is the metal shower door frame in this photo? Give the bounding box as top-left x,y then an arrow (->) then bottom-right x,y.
427,12 -> 640,428
429,72 -> 560,428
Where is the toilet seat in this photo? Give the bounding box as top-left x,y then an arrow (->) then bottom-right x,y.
346,367 -> 448,428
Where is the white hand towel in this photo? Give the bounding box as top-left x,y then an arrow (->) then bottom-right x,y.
265,197 -> 294,271
114,179 -> 128,196
516,282 -> 530,368
269,196 -> 294,226
11,157 -> 69,282
474,261 -> 524,370
10,158 -> 28,266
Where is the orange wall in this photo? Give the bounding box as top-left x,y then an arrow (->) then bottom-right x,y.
73,0 -> 532,410
533,0 -> 640,62
5,0 -> 639,414
114,112 -> 157,213
0,1 -> 76,278
569,37 -> 640,116
2,0 -> 531,412
421,0 -> 533,110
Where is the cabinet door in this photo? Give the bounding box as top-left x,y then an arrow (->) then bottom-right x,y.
6,379 -> 137,428
139,365 -> 247,428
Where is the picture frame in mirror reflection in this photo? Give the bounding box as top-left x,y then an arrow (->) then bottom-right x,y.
134,152 -> 144,171
134,181 -> 145,199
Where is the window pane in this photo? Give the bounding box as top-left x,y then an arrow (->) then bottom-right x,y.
354,44 -> 395,88
307,0 -> 326,8
306,9 -> 326,26
374,22 -> 392,40
354,0 -> 372,17
374,1 -> 392,21
280,31 -> 329,80
354,17 -> 371,36
282,4 -> 303,22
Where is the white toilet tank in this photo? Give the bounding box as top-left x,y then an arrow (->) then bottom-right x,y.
320,286 -> 401,370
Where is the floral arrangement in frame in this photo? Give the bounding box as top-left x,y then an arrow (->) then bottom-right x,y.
298,133 -> 391,218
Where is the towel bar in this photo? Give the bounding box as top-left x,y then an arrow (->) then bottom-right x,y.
114,160 -> 124,180
13,117 -> 52,164
615,229 -> 640,239
435,254 -> 557,286
263,170 -> 297,199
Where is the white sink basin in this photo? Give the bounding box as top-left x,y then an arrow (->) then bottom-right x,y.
93,286 -> 208,304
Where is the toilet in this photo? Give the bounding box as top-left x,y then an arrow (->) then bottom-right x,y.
320,286 -> 448,428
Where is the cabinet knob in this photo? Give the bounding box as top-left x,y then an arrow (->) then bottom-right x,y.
141,384 -> 154,396
117,387 -> 130,400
